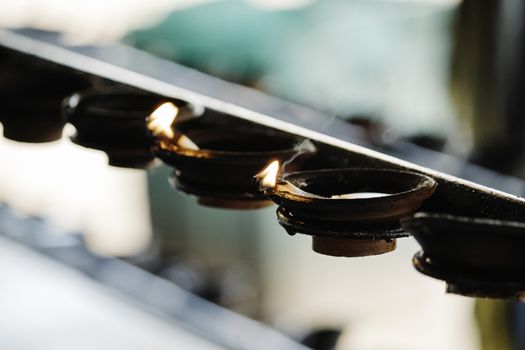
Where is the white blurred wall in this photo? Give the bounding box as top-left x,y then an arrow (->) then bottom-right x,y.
0,127 -> 152,256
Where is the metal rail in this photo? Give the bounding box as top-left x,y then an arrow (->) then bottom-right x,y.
0,204 -> 308,350
1,28 -> 525,220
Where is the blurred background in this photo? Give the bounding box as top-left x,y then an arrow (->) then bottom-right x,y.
0,0 -> 524,349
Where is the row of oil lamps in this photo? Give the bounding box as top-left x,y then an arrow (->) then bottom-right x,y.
60,87 -> 438,256
3,72 -> 525,301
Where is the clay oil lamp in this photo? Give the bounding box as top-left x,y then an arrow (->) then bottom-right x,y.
0,63 -> 91,143
260,161 -> 437,257
64,87 -> 198,168
149,106 -> 315,209
402,213 -> 525,300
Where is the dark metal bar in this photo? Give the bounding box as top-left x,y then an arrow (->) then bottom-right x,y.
1,28 -> 525,221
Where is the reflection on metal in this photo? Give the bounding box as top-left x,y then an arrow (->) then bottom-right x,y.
0,204 -> 307,350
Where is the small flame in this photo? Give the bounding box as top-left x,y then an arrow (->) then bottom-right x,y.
147,102 -> 179,139
256,160 -> 280,189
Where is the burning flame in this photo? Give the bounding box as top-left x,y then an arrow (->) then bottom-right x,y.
147,102 -> 179,139
256,160 -> 280,189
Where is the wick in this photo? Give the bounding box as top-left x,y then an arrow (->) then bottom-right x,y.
274,181 -> 324,198
156,134 -> 199,151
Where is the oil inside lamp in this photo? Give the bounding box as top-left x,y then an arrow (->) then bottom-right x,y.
260,162 -> 437,257
330,192 -> 387,199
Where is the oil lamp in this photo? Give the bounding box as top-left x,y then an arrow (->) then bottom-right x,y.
261,162 -> 437,257
402,212 -> 525,300
150,108 -> 314,209
0,62 -> 91,143
64,87 -> 199,168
